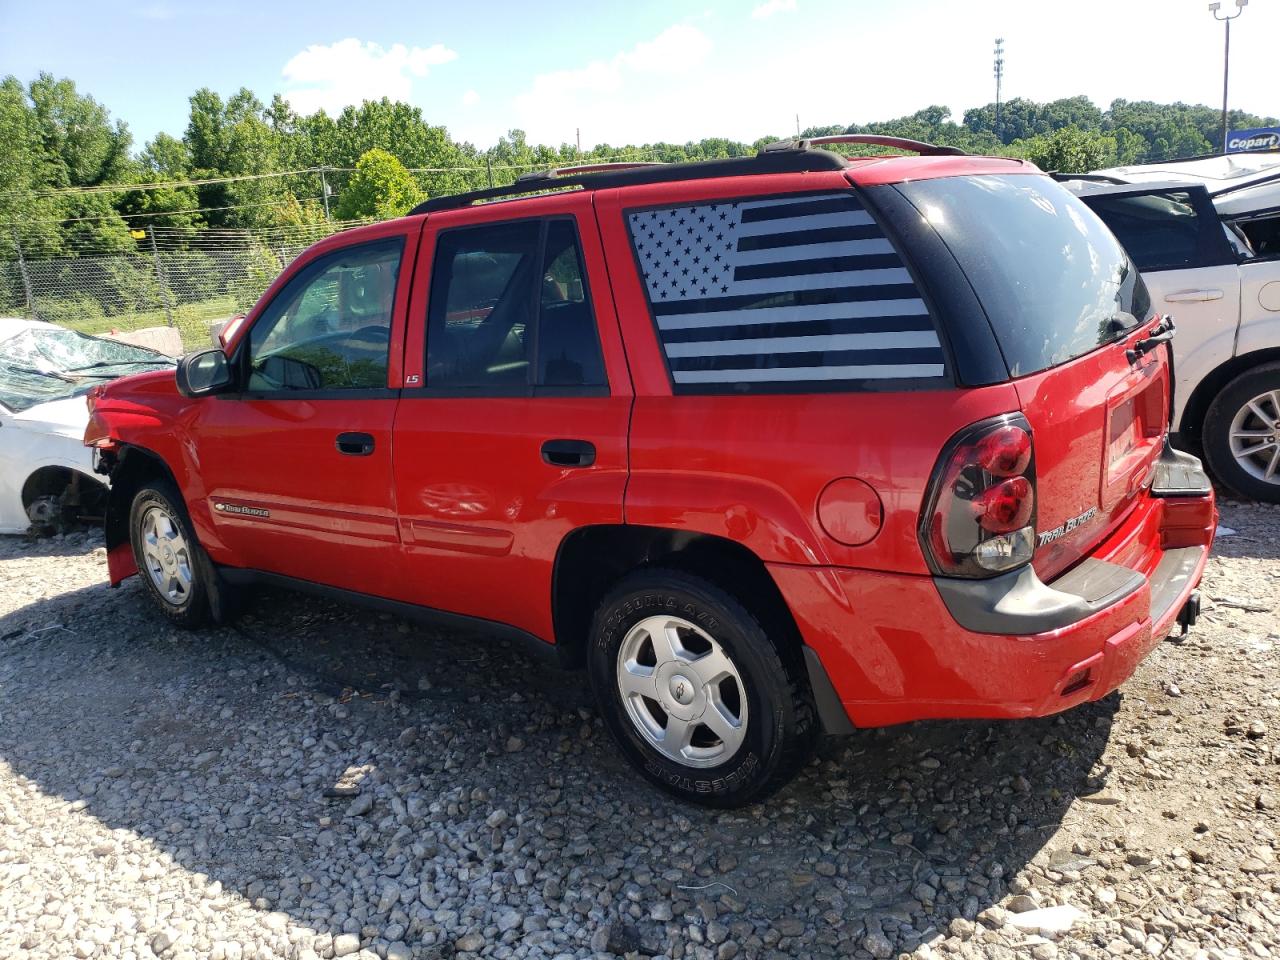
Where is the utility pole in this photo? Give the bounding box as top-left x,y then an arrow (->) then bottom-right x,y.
319,166 -> 332,220
576,128 -> 581,157
11,229 -> 36,320
485,155 -> 494,188
148,227 -> 175,327
796,114 -> 801,137
1210,0 -> 1248,154
993,38 -> 1005,142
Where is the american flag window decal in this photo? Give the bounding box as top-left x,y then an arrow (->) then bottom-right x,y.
625,191 -> 947,392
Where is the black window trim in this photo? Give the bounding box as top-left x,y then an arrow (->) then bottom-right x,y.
228,235 -> 407,401
410,213 -> 611,399
620,187 -> 956,396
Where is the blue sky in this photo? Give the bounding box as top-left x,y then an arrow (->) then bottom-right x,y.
2,0 -> 1276,152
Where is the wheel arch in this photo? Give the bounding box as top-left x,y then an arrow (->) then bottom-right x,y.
102,443 -> 181,555
19,464 -> 108,527
551,525 -> 804,670
1179,346 -> 1280,447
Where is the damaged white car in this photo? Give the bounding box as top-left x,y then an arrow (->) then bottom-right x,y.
0,318 -> 175,534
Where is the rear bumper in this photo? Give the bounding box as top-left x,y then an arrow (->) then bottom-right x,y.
778,463 -> 1216,729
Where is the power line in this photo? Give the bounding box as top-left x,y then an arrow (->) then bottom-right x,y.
5,195 -> 330,226
4,149 -> 674,201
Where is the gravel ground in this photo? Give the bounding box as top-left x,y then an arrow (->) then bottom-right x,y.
1,499 -> 1277,960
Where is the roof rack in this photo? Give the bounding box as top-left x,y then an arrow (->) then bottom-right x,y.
409,149 -> 850,213
760,134 -> 967,157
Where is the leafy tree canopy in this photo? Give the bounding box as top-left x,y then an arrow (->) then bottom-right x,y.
335,148 -> 424,220
2,74 -> 1278,256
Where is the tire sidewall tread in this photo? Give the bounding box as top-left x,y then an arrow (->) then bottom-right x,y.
587,567 -> 815,807
128,479 -> 211,628
1203,362 -> 1280,503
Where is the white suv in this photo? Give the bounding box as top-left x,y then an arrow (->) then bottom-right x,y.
1063,156 -> 1280,502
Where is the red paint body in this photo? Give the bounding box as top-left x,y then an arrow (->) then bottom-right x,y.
85,155 -> 1215,729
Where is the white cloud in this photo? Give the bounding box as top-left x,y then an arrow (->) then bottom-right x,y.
282,38 -> 457,116
513,25 -> 713,145
751,0 -> 796,20
461,90 -> 480,108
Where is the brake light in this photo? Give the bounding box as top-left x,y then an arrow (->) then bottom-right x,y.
921,414 -> 1037,578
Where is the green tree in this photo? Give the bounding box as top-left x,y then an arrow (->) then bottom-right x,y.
27,72 -> 132,187
1016,126 -> 1117,173
335,148 -> 423,220
0,75 -> 63,257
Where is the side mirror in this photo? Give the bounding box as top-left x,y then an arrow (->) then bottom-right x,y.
176,348 -> 233,397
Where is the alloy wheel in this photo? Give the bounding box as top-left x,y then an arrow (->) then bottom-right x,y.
140,504 -> 194,605
1228,389 -> 1280,484
615,615 -> 748,768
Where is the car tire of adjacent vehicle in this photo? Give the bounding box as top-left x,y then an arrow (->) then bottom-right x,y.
128,480 -> 213,628
1202,362 -> 1280,504
587,568 -> 817,807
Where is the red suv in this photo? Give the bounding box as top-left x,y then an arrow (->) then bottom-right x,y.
85,136 -> 1217,806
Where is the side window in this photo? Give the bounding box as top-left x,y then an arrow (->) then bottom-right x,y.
247,239 -> 402,392
625,191 -> 945,393
1087,191 -> 1204,272
426,218 -> 605,390
1238,213 -> 1280,259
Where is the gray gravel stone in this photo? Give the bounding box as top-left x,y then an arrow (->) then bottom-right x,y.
0,500 -> 1276,960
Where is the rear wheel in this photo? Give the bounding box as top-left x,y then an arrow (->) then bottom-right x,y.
129,480 -> 212,627
1203,363 -> 1280,503
587,568 -> 816,807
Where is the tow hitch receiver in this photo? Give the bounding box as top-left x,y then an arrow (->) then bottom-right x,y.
1176,591 -> 1201,636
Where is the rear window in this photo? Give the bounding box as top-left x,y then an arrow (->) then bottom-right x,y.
897,175 -> 1151,378
625,191 -> 946,393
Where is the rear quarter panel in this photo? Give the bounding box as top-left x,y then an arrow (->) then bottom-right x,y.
594,173 -> 1022,572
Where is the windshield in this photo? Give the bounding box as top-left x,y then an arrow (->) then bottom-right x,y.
897,174 -> 1152,377
0,326 -> 174,413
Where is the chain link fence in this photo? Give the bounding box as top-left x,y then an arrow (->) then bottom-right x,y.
1,221 -> 374,350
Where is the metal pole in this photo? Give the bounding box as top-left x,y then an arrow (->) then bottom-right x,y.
149,227 -> 175,327
1221,18 -> 1231,153
12,229 -> 36,320
1210,1 -> 1247,155
320,166 -> 331,220
486,155 -> 494,188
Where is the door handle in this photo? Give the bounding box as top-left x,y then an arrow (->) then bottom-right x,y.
335,432 -> 375,456
541,439 -> 596,468
1164,289 -> 1223,303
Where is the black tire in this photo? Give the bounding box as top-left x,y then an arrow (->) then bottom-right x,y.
1202,362 -> 1280,504
128,479 -> 213,628
587,568 -> 816,807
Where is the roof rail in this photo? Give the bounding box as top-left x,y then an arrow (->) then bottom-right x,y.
761,134 -> 967,157
408,150 -> 849,214
514,161 -> 665,184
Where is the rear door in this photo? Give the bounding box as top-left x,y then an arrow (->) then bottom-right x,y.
192,223 -> 416,597
390,192 -> 632,643
1076,186 -> 1242,434
894,174 -> 1170,580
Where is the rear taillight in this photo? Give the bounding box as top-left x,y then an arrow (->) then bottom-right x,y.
921,414 -> 1037,578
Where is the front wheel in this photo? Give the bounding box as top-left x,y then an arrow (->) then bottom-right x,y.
1202,362 -> 1280,503
587,569 -> 816,807
129,480 -> 213,628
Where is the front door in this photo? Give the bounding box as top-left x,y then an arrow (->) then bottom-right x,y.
192,225 -> 418,598
391,194 -> 632,643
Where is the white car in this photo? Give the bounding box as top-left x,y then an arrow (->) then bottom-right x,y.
1063,154 -> 1280,502
0,317 -> 174,533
